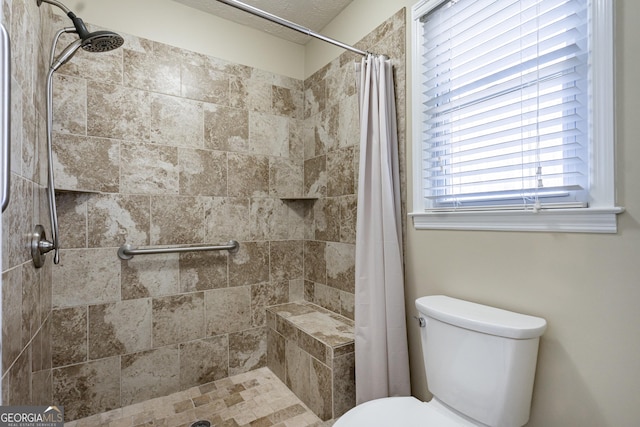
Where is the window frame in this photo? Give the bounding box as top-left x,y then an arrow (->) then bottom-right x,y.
410,0 -> 623,233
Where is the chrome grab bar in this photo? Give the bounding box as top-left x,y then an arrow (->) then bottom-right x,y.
1,23 -> 10,213
117,240 -> 240,260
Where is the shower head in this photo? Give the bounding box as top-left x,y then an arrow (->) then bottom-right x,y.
37,0 -> 124,53
49,30 -> 123,71
38,0 -> 124,70
80,30 -> 124,53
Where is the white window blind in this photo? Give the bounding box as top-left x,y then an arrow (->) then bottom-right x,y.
418,0 -> 589,210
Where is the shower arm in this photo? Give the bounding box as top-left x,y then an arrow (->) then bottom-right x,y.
37,0 -> 93,41
37,0 -> 71,14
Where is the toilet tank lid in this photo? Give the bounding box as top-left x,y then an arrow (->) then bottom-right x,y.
415,295 -> 547,339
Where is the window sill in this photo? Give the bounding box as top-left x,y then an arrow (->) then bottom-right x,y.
409,207 -> 625,234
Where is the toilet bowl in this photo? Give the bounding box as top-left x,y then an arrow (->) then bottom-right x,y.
335,295 -> 547,427
334,396 -> 481,427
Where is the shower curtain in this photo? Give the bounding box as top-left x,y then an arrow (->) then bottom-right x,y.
355,54 -> 410,403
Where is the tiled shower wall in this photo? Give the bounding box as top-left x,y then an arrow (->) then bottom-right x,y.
45,4 -> 405,423
302,10 -> 406,318
49,14 -> 308,421
1,0 -> 54,406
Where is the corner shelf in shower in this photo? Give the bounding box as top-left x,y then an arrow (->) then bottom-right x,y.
54,187 -> 104,194
279,196 -> 318,201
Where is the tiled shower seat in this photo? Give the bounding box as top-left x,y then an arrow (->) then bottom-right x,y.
266,301 -> 356,421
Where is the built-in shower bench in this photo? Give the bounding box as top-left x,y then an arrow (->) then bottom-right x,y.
266,301 -> 355,421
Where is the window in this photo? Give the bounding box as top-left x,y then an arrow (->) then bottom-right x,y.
410,0 -> 622,232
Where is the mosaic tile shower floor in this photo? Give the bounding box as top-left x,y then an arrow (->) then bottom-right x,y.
65,367 -> 334,427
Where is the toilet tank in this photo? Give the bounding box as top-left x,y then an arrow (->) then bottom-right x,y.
415,296 -> 547,427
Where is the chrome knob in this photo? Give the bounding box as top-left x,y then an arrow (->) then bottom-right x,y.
31,224 -> 55,268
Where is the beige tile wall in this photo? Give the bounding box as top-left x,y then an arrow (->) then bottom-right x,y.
48,12 -> 309,422
37,3 -> 404,423
1,0 -> 54,407
302,9 -> 406,320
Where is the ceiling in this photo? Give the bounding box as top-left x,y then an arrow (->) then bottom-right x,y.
172,0 -> 354,45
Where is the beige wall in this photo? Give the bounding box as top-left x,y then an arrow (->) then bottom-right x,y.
408,3 -> 640,426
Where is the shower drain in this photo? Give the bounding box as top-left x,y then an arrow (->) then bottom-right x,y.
190,421 -> 211,427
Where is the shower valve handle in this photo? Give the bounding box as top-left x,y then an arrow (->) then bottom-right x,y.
31,224 -> 56,268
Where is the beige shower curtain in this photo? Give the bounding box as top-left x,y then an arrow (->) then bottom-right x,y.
355,54 -> 410,404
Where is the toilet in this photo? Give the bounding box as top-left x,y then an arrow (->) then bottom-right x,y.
335,295 -> 547,427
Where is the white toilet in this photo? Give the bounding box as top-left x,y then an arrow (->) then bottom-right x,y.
335,295 -> 547,427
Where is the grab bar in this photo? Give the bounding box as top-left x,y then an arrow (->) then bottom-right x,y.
117,240 -> 240,260
1,23 -> 10,213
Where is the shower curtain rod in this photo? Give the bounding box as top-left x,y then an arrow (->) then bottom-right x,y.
214,0 -> 372,57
